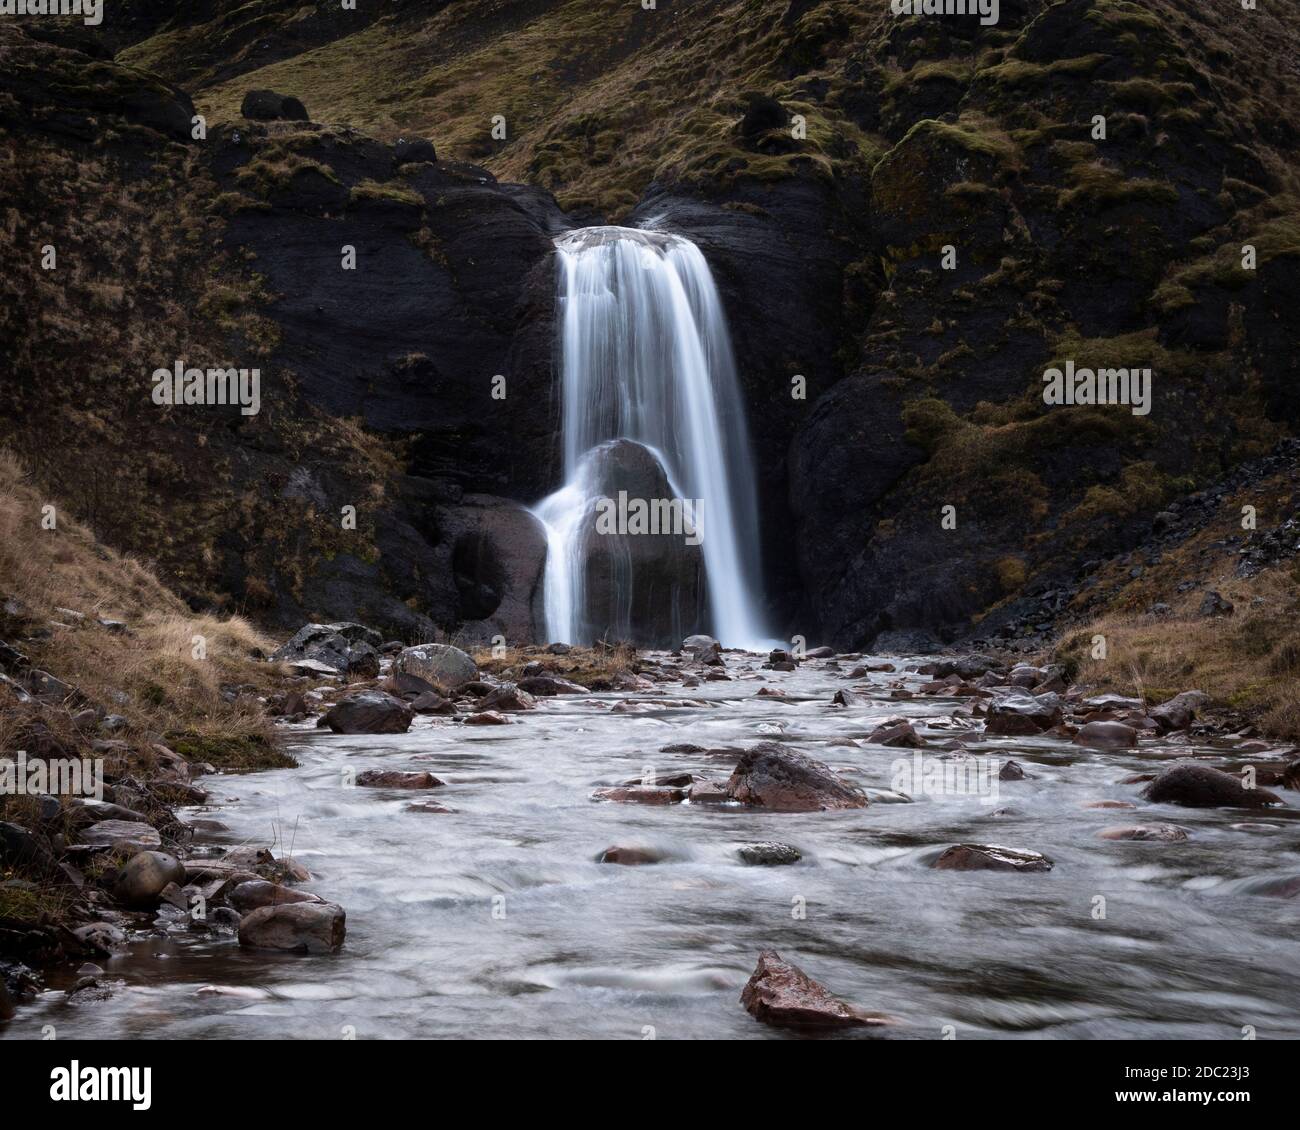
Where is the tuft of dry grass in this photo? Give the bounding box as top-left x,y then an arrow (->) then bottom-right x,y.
471,643 -> 637,690
0,449 -> 286,759
1056,568 -> 1300,739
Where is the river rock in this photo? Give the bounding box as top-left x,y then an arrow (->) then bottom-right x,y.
409,691 -> 456,714
740,950 -> 880,1029
682,634 -> 721,660
687,778 -> 731,804
1142,763 -> 1281,808
323,690 -> 413,734
517,675 -> 588,695
1098,824 -> 1189,842
406,800 -> 456,814
477,683 -> 536,712
464,710 -> 510,725
1073,721 -> 1139,749
737,842 -> 802,866
597,846 -> 665,865
355,769 -> 444,789
726,742 -> 868,812
238,901 -> 345,953
1149,691 -> 1210,733
113,851 -> 186,907
984,690 -> 1062,735
865,718 -> 922,747
932,844 -> 1054,872
81,819 -> 161,854
591,786 -> 687,805
395,643 -> 477,688
72,921 -> 128,955
999,760 -> 1026,781
227,880 -> 323,913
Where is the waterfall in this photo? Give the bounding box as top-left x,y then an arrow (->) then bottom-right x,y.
532,226 -> 768,649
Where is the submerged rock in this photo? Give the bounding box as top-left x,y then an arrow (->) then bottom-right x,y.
517,675 -> 588,696
726,742 -> 868,812
932,844 -> 1054,872
238,901 -> 345,953
597,846 -> 666,865
1143,763 -> 1282,808
591,786 -> 687,805
740,950 -> 883,1029
1098,824 -> 1189,842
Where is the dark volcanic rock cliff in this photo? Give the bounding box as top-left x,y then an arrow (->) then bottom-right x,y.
3,0 -> 1298,650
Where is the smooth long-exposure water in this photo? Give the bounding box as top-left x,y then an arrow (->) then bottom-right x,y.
6,655 -> 1299,1040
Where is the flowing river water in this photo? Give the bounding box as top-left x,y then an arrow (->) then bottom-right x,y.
5,654 -> 1300,1040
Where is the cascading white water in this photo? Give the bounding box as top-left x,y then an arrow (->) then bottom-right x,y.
533,226 -> 768,648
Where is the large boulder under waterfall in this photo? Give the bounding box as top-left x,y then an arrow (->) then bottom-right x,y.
573,440 -> 705,647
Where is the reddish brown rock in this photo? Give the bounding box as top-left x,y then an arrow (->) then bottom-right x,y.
227,880 -> 323,913
1073,721 -> 1139,749
590,786 -> 687,805
355,769 -> 444,789
726,743 -> 868,812
463,710 -> 510,725
932,844 -> 1054,872
740,950 -> 884,1029
865,718 -> 921,747
597,846 -> 665,865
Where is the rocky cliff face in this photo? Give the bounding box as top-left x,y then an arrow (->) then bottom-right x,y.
3,0 -> 1298,650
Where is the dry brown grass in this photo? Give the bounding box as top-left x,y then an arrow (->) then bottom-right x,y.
471,643 -> 636,690
0,450 -> 286,757
1056,567 -> 1300,739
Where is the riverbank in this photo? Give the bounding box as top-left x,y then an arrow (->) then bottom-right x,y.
4,636 -> 1298,1038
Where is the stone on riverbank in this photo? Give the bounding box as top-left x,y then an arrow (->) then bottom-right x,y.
395,643 -> 477,689
112,851 -> 186,907
227,880 -> 323,913
238,901 -> 346,953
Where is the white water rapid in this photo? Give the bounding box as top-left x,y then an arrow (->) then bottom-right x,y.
532,226 -> 768,649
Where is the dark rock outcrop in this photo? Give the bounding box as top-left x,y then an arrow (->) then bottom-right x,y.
1143,763 -> 1282,809
323,691 -> 414,734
